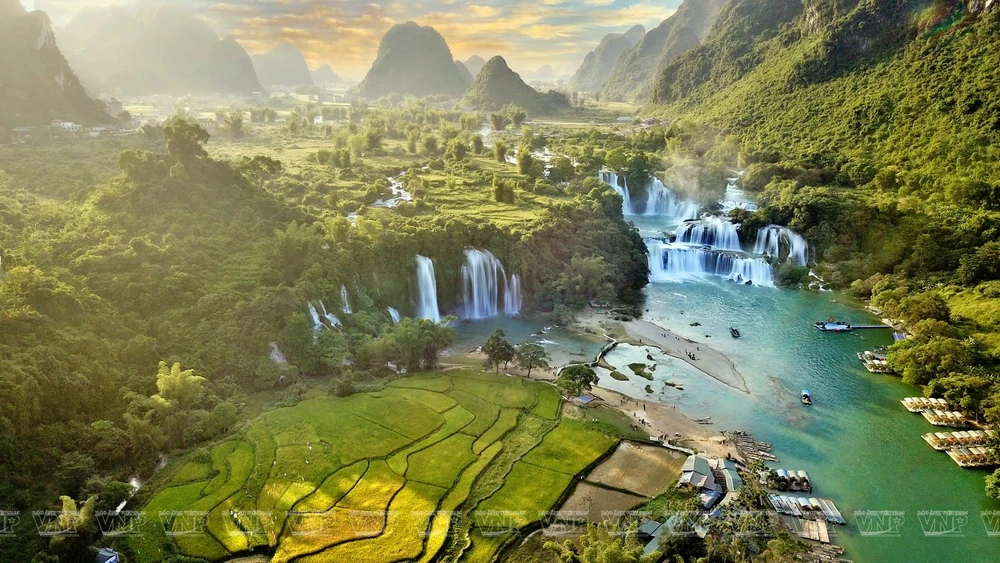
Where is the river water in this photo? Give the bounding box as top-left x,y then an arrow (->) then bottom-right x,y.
622,213 -> 999,562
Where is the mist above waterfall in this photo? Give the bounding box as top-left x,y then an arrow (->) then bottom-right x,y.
599,171 -> 700,219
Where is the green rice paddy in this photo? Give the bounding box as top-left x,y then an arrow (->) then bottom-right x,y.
126,371 -> 618,562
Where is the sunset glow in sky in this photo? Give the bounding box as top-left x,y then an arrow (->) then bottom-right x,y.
22,0 -> 681,79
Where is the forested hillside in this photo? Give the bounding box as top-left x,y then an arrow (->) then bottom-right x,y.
59,4 -> 263,96
0,1 -> 108,127
650,0 -> 1000,494
0,103 -> 648,559
460,56 -> 569,116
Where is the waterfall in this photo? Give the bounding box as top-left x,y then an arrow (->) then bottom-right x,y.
648,241 -> 775,287
318,301 -> 341,328
675,217 -> 742,251
461,249 -> 520,319
387,307 -> 401,324
269,342 -> 287,364
754,226 -> 809,266
307,302 -> 326,331
505,275 -> 522,316
340,285 -> 352,315
644,178 -> 701,219
600,171 -> 699,219
415,255 -> 441,322
600,171 -> 632,216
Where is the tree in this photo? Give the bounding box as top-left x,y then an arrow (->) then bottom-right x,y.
553,256 -> 615,309
224,110 -> 246,139
490,113 -> 508,131
238,155 -> 282,191
494,140 -> 508,163
385,318 -> 456,372
445,139 -> 468,161
407,129 -> 420,153
163,116 -> 210,161
926,374 -> 992,421
888,337 -> 972,386
502,104 -> 527,127
472,134 -> 485,154
557,365 -> 598,396
422,135 -> 439,154
47,496 -> 97,563
545,521 -> 658,563
899,292 -> 950,324
482,329 -> 516,374
517,145 -> 535,177
151,362 -> 207,412
203,401 -> 238,437
515,342 -> 549,378
549,155 -> 575,183
987,470 -> 1000,500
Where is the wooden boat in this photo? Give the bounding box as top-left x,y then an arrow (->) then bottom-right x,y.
801,390 -> 813,405
730,327 -> 742,338
814,321 -> 852,332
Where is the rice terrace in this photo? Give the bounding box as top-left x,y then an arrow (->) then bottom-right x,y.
126,372 -> 633,562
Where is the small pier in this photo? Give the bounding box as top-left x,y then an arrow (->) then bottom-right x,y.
815,321 -> 892,332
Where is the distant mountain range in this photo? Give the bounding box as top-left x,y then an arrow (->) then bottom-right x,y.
463,55 -> 488,77
357,21 -> 472,99
0,0 -> 108,127
58,3 -> 262,96
253,43 -> 313,87
600,0 -> 726,102
311,64 -> 343,85
459,56 -> 568,116
568,24 -> 646,93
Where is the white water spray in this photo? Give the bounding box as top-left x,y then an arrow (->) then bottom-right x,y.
754,226 -> 810,266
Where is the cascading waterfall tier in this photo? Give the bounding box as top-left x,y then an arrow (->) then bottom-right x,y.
340,285 -> 352,314
675,216 -> 742,251
754,226 -> 810,266
318,301 -> 342,327
387,307 -> 401,324
647,241 -> 775,287
644,178 -> 701,219
599,171 -> 700,219
415,255 -> 441,323
461,249 -> 521,319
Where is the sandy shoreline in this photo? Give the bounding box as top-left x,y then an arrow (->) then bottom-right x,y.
621,319 -> 749,393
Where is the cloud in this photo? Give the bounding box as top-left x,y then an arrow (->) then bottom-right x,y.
39,0 -> 684,77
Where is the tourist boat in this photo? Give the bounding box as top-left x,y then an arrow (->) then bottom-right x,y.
801,390 -> 813,405
814,321 -> 852,332
730,327 -> 742,338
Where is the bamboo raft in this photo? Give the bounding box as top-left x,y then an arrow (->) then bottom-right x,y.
901,396 -> 949,412
923,430 -> 993,451
946,447 -> 996,468
922,409 -> 968,428
730,430 -> 778,462
769,495 -> 846,525
857,350 -> 891,373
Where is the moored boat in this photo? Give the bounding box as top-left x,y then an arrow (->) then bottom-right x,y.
801,390 -> 813,405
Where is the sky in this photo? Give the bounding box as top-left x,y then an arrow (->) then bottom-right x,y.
21,0 -> 681,80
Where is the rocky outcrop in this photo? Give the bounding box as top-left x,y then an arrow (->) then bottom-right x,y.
358,22 -> 470,98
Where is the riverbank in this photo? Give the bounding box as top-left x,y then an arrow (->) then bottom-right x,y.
571,308 -> 749,393
588,386 -> 735,458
